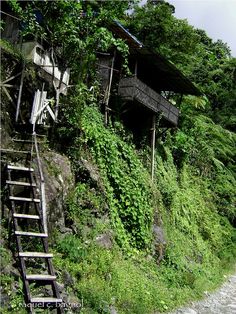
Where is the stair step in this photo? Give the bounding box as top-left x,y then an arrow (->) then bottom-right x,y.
15,231 -> 47,237
19,252 -> 53,258
13,139 -> 33,143
7,165 -> 34,172
9,196 -> 40,203
30,297 -> 62,304
6,180 -> 36,187
13,131 -> 47,138
13,138 -> 47,143
13,213 -> 40,220
1,148 -> 32,154
26,274 -> 56,281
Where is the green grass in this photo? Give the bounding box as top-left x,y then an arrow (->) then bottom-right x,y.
53,235 -> 235,314
51,105 -> 236,313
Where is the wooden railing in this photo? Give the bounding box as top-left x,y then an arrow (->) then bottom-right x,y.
118,76 -> 179,126
32,132 -> 48,235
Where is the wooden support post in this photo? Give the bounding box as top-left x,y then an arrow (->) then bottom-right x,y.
134,59 -> 138,77
105,51 -> 116,126
178,93 -> 183,108
33,132 -> 48,235
15,63 -> 25,123
151,114 -> 156,181
54,67 -> 67,121
54,88 -> 60,122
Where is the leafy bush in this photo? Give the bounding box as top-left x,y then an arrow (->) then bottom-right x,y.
57,235 -> 87,263
79,106 -> 154,252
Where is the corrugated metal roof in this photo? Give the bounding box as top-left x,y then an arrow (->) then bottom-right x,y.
112,20 -> 143,48
109,21 -> 201,96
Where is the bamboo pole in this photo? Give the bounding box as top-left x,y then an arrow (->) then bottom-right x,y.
105,51 -> 116,126
33,132 -> 48,235
151,114 -> 156,181
54,88 -> 60,122
15,63 -> 25,122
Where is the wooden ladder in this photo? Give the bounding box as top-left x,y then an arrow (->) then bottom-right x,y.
5,135 -> 63,313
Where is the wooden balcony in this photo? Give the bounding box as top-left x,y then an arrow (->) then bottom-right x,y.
118,76 -> 179,126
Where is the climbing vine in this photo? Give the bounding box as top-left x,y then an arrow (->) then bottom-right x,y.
80,106 -> 154,252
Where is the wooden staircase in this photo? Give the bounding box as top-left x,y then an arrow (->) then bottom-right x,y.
3,134 -> 63,313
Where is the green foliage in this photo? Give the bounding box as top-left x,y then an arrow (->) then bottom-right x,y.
155,147 -> 236,263
5,1 -> 236,312
0,39 -> 22,59
174,114 -> 235,169
0,274 -> 26,313
7,0 -> 23,15
53,239 -> 179,313
129,2 -> 199,67
65,181 -> 110,244
57,235 -> 87,263
0,247 -> 12,269
8,0 -> 131,81
79,106 -> 154,252
54,228 -> 235,314
172,113 -> 236,220
56,93 -> 235,312
59,90 -> 154,252
9,279 -> 25,312
129,2 -> 236,122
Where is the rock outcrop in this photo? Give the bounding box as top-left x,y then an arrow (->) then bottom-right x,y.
42,151 -> 74,233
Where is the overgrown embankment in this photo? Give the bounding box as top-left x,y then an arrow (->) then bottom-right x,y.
1,69 -> 235,314
52,101 -> 236,313
1,1 -> 236,313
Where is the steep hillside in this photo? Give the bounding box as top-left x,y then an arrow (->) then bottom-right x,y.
1,1 -> 236,313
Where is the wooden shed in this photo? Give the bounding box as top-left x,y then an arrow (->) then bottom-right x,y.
100,21 -> 200,123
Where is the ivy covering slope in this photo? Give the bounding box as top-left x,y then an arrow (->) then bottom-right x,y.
2,0 -> 236,313
53,102 -> 235,313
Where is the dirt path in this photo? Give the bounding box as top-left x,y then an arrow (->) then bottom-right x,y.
168,272 -> 236,314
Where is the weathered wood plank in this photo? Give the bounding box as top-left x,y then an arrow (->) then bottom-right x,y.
118,76 -> 179,126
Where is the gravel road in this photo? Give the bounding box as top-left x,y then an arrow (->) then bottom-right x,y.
168,271 -> 236,314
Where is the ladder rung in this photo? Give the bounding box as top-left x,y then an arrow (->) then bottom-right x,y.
13,213 -> 40,220
26,274 -> 56,281
13,138 -> 47,144
1,149 -> 31,154
6,180 -> 36,187
15,231 -> 47,237
14,132 -> 46,138
13,139 -> 33,143
7,165 -> 34,171
30,297 -> 62,304
19,252 -> 53,258
9,196 -> 40,203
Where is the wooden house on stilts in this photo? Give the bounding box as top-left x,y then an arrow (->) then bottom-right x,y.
98,21 -> 201,180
